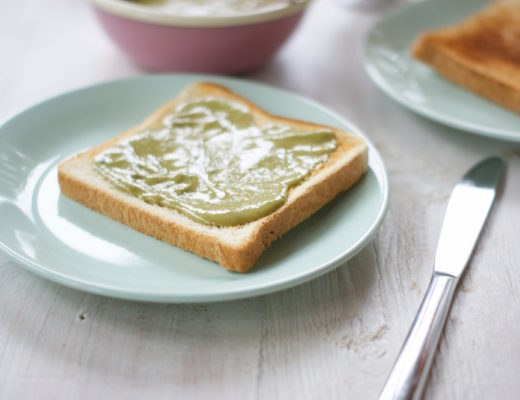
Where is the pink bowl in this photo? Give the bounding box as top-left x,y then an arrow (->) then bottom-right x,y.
91,1 -> 307,74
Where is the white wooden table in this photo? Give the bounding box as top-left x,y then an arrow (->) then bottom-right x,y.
1,1 -> 519,398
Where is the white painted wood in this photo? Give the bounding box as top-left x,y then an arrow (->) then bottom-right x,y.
1,0 -> 519,399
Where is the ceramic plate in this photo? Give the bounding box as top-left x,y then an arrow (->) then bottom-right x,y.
363,0 -> 520,142
0,74 -> 388,303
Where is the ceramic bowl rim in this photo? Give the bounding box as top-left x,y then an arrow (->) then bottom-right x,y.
91,0 -> 309,28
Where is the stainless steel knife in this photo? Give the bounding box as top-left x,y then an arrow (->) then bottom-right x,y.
379,157 -> 504,400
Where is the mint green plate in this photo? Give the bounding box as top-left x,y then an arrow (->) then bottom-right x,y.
364,0 -> 520,142
0,75 -> 388,303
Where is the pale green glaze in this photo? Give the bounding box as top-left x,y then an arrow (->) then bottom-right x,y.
92,0 -> 309,28
94,97 -> 336,226
0,75 -> 388,302
124,0 -> 293,17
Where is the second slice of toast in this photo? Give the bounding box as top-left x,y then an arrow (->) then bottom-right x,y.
412,0 -> 520,114
58,82 -> 368,272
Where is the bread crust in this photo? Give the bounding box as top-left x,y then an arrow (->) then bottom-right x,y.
412,0 -> 520,114
58,82 -> 368,272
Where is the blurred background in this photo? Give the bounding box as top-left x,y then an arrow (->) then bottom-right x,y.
1,0 -> 405,124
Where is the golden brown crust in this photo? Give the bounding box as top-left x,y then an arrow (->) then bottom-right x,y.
58,82 -> 368,272
412,0 -> 520,114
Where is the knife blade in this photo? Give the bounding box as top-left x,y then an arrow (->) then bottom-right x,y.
434,158 -> 503,277
379,156 -> 504,400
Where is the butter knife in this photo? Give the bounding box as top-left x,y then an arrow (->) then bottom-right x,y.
379,157 -> 504,400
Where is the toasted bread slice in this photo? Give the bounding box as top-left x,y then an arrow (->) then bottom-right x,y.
412,0 -> 520,114
58,82 -> 368,272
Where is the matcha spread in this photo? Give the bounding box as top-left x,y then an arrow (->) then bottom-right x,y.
125,0 -> 295,17
94,97 -> 336,226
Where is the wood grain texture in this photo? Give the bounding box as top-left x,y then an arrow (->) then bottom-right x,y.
1,0 -> 520,399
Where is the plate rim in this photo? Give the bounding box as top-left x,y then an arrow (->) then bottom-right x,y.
362,0 -> 520,143
0,74 -> 390,303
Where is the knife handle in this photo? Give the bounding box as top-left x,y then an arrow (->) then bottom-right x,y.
379,273 -> 457,400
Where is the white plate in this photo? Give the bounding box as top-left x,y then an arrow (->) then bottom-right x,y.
363,0 -> 520,142
0,74 -> 389,302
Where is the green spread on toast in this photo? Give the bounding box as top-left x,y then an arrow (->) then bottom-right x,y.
94,97 -> 336,226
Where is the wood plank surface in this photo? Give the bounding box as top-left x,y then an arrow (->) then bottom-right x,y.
1,0 -> 519,399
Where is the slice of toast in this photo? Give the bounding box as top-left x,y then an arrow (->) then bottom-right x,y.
58,82 -> 368,272
412,0 -> 520,114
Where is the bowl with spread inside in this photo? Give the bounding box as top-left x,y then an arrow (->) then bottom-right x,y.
91,0 -> 309,73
